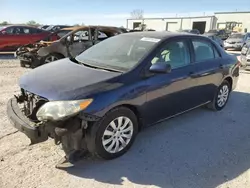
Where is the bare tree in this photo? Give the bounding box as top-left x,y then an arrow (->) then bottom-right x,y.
130,9 -> 144,19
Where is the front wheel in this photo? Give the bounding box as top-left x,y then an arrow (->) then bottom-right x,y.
20,61 -> 26,67
208,80 -> 231,111
86,107 -> 138,160
43,53 -> 64,64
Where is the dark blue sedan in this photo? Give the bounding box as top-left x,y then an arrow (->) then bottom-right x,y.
7,32 -> 240,167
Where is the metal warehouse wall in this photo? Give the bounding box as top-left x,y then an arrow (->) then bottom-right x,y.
127,16 -> 215,32
215,12 -> 250,31
181,17 -> 214,32
127,18 -> 181,31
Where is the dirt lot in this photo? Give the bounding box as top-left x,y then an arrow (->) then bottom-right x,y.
1,60 -> 250,188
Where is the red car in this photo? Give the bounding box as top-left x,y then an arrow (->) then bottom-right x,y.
0,25 -> 52,51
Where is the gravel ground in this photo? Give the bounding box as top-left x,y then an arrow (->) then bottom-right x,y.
1,60 -> 250,188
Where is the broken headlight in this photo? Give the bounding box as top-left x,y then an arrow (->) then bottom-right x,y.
36,99 -> 93,121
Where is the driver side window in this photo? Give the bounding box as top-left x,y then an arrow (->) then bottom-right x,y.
151,40 -> 190,69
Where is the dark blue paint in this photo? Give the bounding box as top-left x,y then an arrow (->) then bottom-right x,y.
19,34 -> 239,127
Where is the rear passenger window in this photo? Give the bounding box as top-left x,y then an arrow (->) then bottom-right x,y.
192,40 -> 215,62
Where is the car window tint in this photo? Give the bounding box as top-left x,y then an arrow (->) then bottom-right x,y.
192,40 -> 214,62
14,27 -> 25,34
31,28 -> 42,34
151,40 -> 190,69
23,27 -> 31,34
5,27 -> 14,34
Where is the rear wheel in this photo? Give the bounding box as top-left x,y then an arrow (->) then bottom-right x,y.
86,107 -> 138,160
208,80 -> 231,111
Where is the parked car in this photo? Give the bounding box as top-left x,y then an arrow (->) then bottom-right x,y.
178,29 -> 200,34
7,32 -> 240,167
240,42 -> 250,69
45,25 -> 72,32
224,33 -> 250,50
206,29 -> 229,40
16,26 -> 125,68
15,27 -> 77,67
0,25 -> 52,51
203,33 -> 224,48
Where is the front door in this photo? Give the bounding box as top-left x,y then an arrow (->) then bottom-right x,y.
68,28 -> 94,57
144,39 -> 198,125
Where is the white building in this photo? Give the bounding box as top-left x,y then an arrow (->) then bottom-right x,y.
215,11 -> 250,33
127,11 -> 250,34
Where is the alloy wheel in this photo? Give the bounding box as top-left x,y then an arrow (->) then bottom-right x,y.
44,55 -> 58,63
217,85 -> 229,107
102,116 -> 133,154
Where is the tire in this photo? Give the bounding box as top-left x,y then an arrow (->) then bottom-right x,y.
85,107 -> 138,160
43,53 -> 64,64
20,61 -> 25,67
208,80 -> 231,111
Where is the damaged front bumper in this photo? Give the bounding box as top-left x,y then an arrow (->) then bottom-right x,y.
7,96 -> 100,154
7,97 -> 49,144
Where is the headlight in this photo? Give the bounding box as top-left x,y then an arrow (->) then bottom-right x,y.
36,99 -> 93,121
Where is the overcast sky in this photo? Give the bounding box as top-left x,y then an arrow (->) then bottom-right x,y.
0,0 -> 249,26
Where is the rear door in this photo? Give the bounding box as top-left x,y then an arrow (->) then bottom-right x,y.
190,38 -> 224,104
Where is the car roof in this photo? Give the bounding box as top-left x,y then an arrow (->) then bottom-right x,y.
3,24 -> 45,30
61,25 -> 124,32
119,31 -> 198,39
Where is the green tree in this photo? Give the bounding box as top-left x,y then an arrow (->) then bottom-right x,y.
26,20 -> 39,26
0,21 -> 8,25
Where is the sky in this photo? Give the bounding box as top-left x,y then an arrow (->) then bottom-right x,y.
0,0 -> 250,27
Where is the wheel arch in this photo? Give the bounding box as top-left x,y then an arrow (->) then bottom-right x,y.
110,104 -> 143,131
223,76 -> 233,91
48,52 -> 65,58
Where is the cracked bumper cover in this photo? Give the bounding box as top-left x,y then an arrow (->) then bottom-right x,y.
7,98 -> 49,144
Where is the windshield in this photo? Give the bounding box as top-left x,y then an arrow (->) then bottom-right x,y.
42,29 -> 72,41
228,34 -> 244,39
45,25 -> 54,30
75,34 -> 160,71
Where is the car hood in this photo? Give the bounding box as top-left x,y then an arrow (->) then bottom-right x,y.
226,38 -> 243,43
19,58 -> 122,100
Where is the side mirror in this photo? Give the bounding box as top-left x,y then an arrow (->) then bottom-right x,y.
1,30 -> 7,34
149,62 -> 171,74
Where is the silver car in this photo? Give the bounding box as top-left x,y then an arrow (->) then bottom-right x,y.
240,43 -> 250,69
224,33 -> 250,50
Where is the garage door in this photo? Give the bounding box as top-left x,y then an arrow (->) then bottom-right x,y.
166,22 -> 178,31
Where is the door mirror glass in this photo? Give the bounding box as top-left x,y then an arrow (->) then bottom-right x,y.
149,62 -> 171,74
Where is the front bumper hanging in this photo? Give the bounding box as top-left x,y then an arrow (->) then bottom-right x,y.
7,98 -> 49,144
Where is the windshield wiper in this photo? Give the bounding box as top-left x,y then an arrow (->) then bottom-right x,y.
71,58 -> 122,73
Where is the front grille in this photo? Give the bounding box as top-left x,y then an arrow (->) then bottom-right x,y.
19,89 -> 48,122
228,41 -> 236,44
